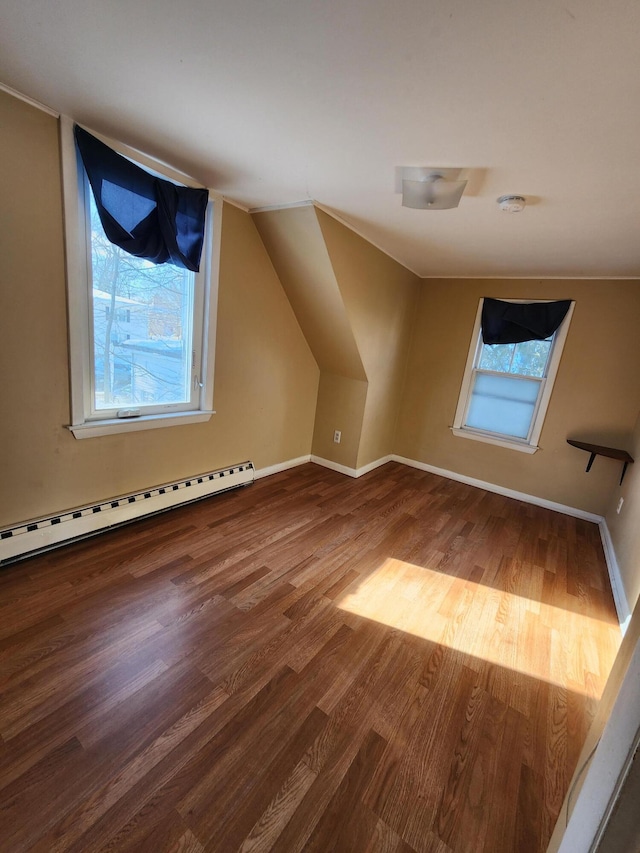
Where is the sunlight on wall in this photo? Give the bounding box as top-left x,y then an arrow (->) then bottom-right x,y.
336,558 -> 620,699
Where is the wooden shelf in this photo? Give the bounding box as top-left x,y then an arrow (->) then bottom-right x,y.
567,439 -> 634,485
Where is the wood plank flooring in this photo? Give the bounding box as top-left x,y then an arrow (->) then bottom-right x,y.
0,462 -> 621,852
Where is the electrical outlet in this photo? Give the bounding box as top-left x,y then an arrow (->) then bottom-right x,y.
333,430 -> 341,444
617,497 -> 624,514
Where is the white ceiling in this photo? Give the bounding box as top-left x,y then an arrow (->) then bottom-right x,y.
2,0 -> 640,278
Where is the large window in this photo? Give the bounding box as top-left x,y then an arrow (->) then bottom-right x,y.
452,298 -> 574,453
61,117 -> 222,438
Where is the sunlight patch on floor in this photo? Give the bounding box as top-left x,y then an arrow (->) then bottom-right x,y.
336,557 -> 620,698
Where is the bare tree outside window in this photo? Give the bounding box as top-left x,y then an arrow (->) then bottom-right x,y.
89,194 -> 195,409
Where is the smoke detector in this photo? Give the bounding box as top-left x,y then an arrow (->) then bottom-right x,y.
497,195 -> 526,213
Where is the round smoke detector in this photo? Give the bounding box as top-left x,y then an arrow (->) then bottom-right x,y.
497,195 -> 526,213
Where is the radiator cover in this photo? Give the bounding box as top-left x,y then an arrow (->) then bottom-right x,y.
0,461 -> 254,564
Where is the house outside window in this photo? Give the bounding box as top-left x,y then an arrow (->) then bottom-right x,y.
452,298 -> 574,453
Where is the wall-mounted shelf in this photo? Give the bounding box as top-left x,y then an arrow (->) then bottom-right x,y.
567,440 -> 634,485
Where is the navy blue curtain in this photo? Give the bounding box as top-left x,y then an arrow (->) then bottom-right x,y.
74,125 -> 208,272
481,298 -> 571,345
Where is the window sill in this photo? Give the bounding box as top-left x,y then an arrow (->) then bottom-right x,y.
69,410 -> 215,439
451,427 -> 539,454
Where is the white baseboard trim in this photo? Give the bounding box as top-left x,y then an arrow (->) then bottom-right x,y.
310,455 -> 359,478
310,454 -> 393,479
355,455 -> 394,477
599,520 -> 632,634
254,455 -> 311,479
391,455 -> 603,523
311,451 -> 602,522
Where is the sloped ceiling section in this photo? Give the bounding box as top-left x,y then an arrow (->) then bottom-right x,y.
252,204 -> 368,470
252,205 -> 367,382
315,209 -> 420,469
252,204 -> 421,470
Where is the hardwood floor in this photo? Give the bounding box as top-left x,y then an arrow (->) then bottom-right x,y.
0,462 -> 621,852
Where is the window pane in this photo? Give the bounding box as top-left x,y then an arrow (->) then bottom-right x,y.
478,343 -> 515,373
479,339 -> 553,378
89,192 -> 194,410
465,373 -> 541,439
510,339 -> 552,378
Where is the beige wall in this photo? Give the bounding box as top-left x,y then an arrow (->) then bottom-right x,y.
395,279 -> 640,516
253,204 -> 420,471
605,410 -> 640,612
316,210 -> 420,468
0,91 -> 318,526
311,374 -> 367,468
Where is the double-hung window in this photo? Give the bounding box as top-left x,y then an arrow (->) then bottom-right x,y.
61,117 -> 222,438
452,298 -> 574,453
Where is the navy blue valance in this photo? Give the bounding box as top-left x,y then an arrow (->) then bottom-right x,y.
74,125 -> 208,272
481,298 -> 571,345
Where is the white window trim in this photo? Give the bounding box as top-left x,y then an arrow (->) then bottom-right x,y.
60,115 -> 222,439
452,298 -> 575,453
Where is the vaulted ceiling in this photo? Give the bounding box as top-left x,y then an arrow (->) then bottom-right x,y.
2,0 -> 640,278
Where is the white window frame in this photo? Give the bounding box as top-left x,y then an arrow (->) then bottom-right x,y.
452,298 -> 575,454
60,115 -> 222,439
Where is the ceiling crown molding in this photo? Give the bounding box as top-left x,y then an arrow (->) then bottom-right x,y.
0,82 -> 59,118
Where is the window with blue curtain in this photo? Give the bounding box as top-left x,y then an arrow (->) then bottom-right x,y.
62,118 -> 221,435
457,298 -> 572,447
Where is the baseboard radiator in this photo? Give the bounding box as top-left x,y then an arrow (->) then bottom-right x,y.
0,461 -> 254,565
